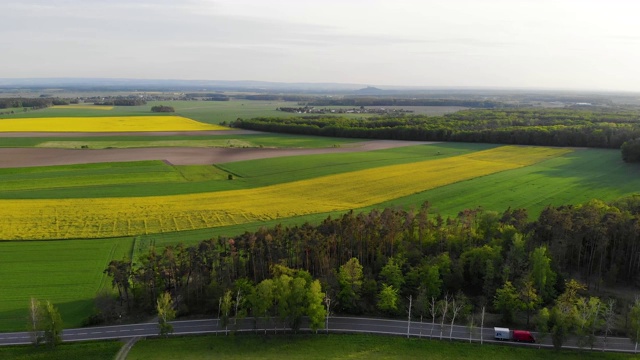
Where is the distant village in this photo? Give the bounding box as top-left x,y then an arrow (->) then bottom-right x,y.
276,106 -> 414,115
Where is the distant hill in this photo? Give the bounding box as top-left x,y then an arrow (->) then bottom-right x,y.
354,86 -> 386,94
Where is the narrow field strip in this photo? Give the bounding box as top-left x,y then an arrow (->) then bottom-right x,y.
0,116 -> 229,132
0,146 -> 571,240
51,105 -> 114,110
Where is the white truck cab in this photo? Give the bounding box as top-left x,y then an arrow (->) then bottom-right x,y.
494,327 -> 510,341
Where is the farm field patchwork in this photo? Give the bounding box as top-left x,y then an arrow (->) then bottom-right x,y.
0,238 -> 132,331
0,100 -> 466,123
0,146 -> 570,240
0,116 -> 228,132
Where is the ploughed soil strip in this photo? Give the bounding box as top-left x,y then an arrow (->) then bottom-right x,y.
0,140 -> 436,168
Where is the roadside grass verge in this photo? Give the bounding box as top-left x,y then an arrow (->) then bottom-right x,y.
0,238 -> 133,332
126,334 -> 638,360
0,341 -> 121,360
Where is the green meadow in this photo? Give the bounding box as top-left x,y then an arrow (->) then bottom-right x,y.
126,334 -> 639,360
0,238 -> 132,332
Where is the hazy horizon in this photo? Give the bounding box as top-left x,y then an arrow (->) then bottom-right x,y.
2,0 -> 639,92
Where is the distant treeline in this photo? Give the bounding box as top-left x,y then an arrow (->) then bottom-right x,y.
102,196 -> 640,328
0,97 -> 68,109
305,98 -> 507,108
234,94 -> 312,101
94,98 -> 147,106
229,95 -> 507,108
232,108 -> 640,149
185,93 -> 230,101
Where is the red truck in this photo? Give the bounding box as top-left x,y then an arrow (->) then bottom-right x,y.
494,327 -> 536,343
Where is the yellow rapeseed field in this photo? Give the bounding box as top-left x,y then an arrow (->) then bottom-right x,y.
0,116 -> 229,132
51,105 -> 114,110
0,146 -> 571,240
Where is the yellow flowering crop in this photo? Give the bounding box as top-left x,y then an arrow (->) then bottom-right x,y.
0,146 -> 571,240
0,116 -> 229,132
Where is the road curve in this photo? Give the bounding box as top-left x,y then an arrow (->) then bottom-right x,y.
0,316 -> 638,354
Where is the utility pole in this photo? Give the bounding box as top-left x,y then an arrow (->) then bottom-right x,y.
407,295 -> 412,338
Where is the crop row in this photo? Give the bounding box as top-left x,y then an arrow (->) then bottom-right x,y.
0,146 -> 571,240
0,116 -> 228,132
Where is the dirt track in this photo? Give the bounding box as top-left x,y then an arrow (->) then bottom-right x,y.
0,140 -> 436,168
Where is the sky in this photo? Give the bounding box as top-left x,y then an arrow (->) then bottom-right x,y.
1,0 -> 639,91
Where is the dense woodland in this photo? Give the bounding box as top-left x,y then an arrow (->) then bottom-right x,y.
151,105 -> 175,113
0,97 -> 67,109
93,98 -> 147,106
232,108 -> 640,150
103,196 -> 640,347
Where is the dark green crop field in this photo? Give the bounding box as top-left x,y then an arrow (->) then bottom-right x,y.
126,334 -> 638,360
0,341 -> 121,360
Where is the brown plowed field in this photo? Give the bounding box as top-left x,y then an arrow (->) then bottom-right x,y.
0,140 -> 436,168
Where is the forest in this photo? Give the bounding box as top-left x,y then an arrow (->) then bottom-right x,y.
103,196 -> 640,347
231,108 -> 640,150
0,97 -> 67,109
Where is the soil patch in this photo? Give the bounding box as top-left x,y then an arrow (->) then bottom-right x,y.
0,140 -> 437,168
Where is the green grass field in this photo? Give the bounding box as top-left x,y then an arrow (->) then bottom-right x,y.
0,238 -> 133,332
0,341 -> 121,360
126,334 -> 639,360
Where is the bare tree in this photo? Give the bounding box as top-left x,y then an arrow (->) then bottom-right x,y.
602,298 -> 617,351
234,289 -> 242,326
439,294 -> 450,340
429,296 -> 438,338
449,297 -> 465,340
407,295 -> 412,338
28,297 -> 42,346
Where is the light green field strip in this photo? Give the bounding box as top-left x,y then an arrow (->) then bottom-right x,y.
36,139 -> 255,149
51,105 -> 114,110
0,146 -> 571,240
0,116 -> 229,132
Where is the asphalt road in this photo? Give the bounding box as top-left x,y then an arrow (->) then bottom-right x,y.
0,316 -> 638,354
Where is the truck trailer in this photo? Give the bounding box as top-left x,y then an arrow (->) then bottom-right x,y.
493,327 -> 535,343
